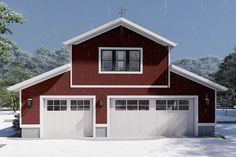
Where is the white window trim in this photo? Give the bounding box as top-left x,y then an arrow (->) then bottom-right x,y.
98,47 -> 143,74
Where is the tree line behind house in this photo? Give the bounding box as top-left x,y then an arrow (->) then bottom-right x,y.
0,37 -> 69,111
174,53 -> 236,108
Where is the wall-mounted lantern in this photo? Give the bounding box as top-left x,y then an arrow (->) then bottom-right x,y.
205,94 -> 209,106
27,99 -> 33,107
99,98 -> 103,107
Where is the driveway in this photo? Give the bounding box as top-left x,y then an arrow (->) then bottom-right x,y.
0,111 -> 236,157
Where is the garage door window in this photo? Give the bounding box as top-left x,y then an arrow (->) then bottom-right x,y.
156,99 -> 189,111
179,100 -> 189,110
156,100 -> 167,110
139,100 -> 149,110
84,100 -> 91,111
167,100 -> 178,110
71,100 -> 91,111
127,100 -> 138,110
115,100 -> 149,111
47,100 -> 67,111
115,100 -> 126,110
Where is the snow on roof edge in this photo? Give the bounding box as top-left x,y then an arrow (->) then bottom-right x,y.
7,64 -> 71,92
63,17 -> 177,47
170,64 -> 228,91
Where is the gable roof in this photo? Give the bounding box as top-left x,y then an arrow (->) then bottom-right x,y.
7,64 -> 71,92
170,64 -> 228,91
63,17 -> 177,47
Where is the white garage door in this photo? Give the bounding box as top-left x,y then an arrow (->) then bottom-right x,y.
110,98 -> 194,138
43,98 -> 93,138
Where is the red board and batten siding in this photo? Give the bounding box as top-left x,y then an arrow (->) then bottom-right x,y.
21,71 -> 215,124
72,26 -> 168,86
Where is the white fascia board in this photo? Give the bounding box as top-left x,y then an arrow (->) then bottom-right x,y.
7,64 -> 71,92
121,18 -> 177,47
63,18 -> 121,46
170,64 -> 228,91
63,17 -> 177,47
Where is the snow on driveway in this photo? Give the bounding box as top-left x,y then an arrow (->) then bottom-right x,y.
0,111 -> 236,157
0,124 -> 235,157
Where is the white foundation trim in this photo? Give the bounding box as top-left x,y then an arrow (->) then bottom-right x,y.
21,124 -> 40,128
107,95 -> 199,137
197,123 -> 216,126
39,95 -> 96,138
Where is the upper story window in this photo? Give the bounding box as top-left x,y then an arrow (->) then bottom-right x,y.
99,47 -> 143,74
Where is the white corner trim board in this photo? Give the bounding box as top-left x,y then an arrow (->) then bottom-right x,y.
170,64 -> 228,91
63,17 -> 177,47
7,64 -> 71,92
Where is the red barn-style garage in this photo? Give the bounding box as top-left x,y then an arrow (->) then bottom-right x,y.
8,18 -> 227,138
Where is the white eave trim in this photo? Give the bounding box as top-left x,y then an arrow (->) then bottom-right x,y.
7,64 -> 71,92
63,17 -> 177,47
170,64 -> 228,91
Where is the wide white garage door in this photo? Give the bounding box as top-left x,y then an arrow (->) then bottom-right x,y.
43,98 -> 93,138
110,98 -> 194,138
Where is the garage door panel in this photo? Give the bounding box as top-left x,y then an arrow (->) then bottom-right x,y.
43,98 -> 93,138
110,98 -> 195,138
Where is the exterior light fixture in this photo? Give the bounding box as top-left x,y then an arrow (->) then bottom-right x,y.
205,94 -> 209,106
99,98 -> 103,107
27,99 -> 33,107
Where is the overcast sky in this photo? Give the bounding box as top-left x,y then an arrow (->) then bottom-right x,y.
4,0 -> 236,60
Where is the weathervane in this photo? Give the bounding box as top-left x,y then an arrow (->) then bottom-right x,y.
118,6 -> 126,17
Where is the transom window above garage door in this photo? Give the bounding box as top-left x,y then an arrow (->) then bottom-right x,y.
71,100 -> 91,111
156,99 -> 189,111
115,100 -> 149,111
47,100 -> 67,111
99,48 -> 143,74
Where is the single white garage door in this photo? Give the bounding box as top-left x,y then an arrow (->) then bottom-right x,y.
43,98 -> 93,138
110,98 -> 194,138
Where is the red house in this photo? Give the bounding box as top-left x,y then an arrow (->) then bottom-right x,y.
8,18 -> 227,138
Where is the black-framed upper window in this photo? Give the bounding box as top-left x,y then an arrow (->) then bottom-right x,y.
101,49 -> 141,72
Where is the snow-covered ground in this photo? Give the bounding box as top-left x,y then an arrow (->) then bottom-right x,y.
0,111 -> 17,137
0,125 -> 236,157
217,109 -> 236,122
0,111 -> 236,157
